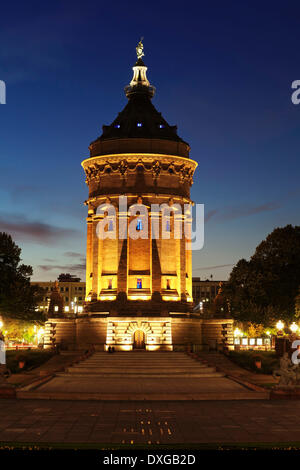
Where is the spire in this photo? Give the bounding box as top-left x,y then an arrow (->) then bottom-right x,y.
125,39 -> 155,99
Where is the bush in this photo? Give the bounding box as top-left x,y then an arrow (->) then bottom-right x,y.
228,350 -> 279,374
5,350 -> 54,374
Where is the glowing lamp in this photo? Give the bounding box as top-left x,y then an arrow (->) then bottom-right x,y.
276,320 -> 284,331
233,328 -> 242,338
290,322 -> 299,334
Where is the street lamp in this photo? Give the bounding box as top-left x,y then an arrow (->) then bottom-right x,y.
234,328 -> 242,338
290,322 -> 299,334
276,320 -> 284,331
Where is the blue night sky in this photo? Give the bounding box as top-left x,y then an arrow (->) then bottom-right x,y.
0,0 -> 299,281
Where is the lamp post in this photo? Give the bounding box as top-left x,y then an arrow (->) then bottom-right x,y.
276,320 -> 284,336
290,322 -> 299,334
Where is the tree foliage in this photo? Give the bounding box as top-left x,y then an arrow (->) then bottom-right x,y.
0,232 -> 45,322
224,225 -> 300,325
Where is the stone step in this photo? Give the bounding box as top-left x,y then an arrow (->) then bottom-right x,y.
70,364 -> 208,369
79,361 -> 203,366
16,390 -> 270,401
66,366 -> 217,374
56,371 -> 225,378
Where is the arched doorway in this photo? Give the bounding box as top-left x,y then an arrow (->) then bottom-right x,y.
133,330 -> 145,349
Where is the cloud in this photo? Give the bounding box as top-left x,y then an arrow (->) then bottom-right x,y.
219,202 -> 281,221
38,263 -> 85,273
0,213 -> 80,244
193,264 -> 234,271
205,202 -> 280,223
204,209 -> 218,222
64,251 -> 85,258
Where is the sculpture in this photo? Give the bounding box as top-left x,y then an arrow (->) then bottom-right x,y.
273,352 -> 299,386
136,38 -> 144,60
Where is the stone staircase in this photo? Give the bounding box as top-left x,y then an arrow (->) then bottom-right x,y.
16,351 -> 270,401
56,351 -> 224,379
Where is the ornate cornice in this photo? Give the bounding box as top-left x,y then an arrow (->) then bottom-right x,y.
82,153 -> 198,186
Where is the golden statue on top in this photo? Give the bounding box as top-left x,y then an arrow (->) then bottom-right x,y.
136,37 -> 144,60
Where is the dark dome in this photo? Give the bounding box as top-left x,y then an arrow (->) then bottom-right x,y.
90,54 -> 188,147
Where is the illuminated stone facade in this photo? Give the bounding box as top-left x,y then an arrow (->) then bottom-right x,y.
46,44 -> 233,351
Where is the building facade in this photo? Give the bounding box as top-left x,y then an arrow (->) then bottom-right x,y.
192,278 -> 228,312
45,42 -> 233,351
31,279 -> 86,315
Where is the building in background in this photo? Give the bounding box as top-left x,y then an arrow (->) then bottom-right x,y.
192,278 -> 227,312
31,274 -> 86,315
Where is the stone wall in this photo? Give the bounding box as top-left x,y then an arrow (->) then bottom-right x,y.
202,319 -> 234,350
171,317 -> 203,351
45,315 -> 234,352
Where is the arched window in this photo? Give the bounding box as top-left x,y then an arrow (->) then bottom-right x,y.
137,279 -> 142,289
108,220 -> 114,231
136,218 -> 143,231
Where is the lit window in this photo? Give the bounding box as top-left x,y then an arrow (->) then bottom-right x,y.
136,218 -> 143,231
54,306 -> 59,312
137,122 -> 143,127
78,306 -> 83,313
64,306 -> 69,312
137,279 -> 142,289
257,338 -> 263,346
249,338 -> 255,346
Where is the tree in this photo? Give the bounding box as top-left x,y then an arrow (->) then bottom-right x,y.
224,225 -> 300,325
0,232 -> 45,321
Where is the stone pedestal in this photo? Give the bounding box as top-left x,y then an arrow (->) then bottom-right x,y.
45,316 -> 234,352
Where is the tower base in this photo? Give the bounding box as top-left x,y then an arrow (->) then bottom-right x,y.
44,315 -> 234,352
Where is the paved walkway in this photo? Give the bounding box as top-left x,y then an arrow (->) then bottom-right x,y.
16,352 -> 268,400
0,398 -> 298,446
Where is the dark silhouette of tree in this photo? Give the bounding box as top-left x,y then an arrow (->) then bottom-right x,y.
224,225 -> 300,325
0,232 -> 44,321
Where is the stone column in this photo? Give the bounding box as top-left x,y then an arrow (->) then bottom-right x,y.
85,217 -> 93,298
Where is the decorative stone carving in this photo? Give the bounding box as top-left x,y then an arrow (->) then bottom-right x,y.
152,160 -> 161,179
118,159 -> 128,176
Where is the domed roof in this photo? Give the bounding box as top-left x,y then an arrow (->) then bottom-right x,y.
90,41 -> 188,147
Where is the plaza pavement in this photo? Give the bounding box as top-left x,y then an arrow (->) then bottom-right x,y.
0,398 -> 299,447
